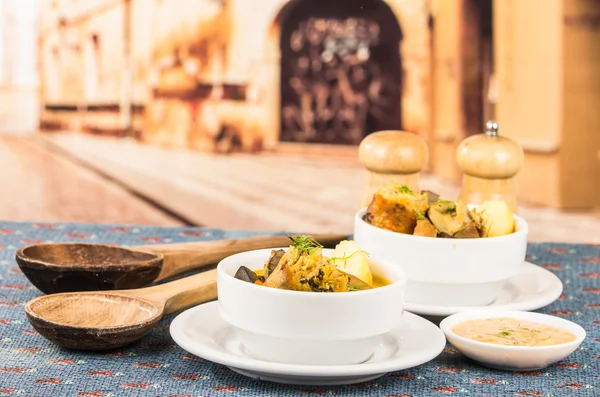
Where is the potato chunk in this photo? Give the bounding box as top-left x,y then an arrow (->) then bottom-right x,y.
474,200 -> 516,237
413,218 -> 438,238
329,240 -> 373,286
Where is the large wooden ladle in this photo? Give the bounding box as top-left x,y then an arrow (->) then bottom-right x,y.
25,269 -> 217,350
16,234 -> 347,294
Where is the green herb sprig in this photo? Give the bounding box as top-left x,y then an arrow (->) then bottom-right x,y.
391,183 -> 413,195
287,234 -> 323,255
328,250 -> 370,267
413,209 -> 426,220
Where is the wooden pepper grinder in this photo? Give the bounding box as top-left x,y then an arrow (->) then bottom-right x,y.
456,120 -> 524,213
358,130 -> 429,209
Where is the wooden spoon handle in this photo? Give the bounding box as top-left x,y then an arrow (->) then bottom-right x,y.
134,269 -> 218,315
133,233 -> 348,281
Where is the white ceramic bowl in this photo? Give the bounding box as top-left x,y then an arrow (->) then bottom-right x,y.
439,310 -> 586,371
353,208 -> 528,306
217,248 -> 406,366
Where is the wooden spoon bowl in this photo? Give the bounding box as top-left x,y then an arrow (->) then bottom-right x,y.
26,293 -> 161,350
16,243 -> 163,294
25,269 -> 217,351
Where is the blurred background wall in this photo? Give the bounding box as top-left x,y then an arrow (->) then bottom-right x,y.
0,0 -> 39,134
0,0 -> 594,229
34,0 -> 600,210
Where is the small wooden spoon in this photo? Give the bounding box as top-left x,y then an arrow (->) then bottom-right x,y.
16,233 -> 347,294
25,269 -> 217,351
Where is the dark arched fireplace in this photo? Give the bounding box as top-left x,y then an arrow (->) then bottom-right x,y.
278,0 -> 403,145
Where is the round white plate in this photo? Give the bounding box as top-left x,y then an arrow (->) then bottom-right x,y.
404,262 -> 563,317
170,301 -> 446,386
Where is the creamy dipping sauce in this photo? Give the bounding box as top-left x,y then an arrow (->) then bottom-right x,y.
452,317 -> 577,347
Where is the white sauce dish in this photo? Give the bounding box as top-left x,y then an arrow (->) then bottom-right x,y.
439,310 -> 586,371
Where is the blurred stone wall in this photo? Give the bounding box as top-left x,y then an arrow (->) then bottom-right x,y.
38,0 -> 432,152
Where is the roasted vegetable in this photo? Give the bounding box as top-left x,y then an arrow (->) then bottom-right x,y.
263,245 -> 301,289
427,200 -> 470,236
263,249 -> 285,279
474,200 -> 516,237
235,266 -> 259,283
263,261 -> 292,289
453,222 -> 480,238
363,183 -> 429,234
363,182 -> 518,239
421,190 -> 440,205
467,208 -> 487,237
288,253 -> 350,292
413,218 -> 438,237
235,235 -> 376,293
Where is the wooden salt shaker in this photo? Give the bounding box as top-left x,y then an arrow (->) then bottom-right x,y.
456,121 -> 524,213
358,130 -> 429,209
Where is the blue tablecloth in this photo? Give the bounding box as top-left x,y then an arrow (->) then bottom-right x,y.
0,221 -> 598,396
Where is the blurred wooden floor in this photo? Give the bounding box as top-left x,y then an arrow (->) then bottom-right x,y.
1,133 -> 599,243
0,135 -> 183,226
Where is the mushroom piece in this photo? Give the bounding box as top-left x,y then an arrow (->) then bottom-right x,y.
427,200 -> 469,236
234,266 -> 259,284
453,222 -> 480,238
437,232 -> 454,238
468,208 -> 488,237
421,190 -> 440,205
264,249 -> 285,278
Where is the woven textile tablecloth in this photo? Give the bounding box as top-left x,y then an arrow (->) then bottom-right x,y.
0,221 -> 598,397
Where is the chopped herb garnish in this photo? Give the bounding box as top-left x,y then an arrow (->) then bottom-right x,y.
287,234 -> 323,255
413,210 -> 426,220
348,285 -> 363,291
442,207 -> 457,215
393,183 -> 413,195
498,331 -> 510,337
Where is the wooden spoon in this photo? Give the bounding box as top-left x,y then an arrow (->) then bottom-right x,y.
16,233 -> 347,294
25,269 -> 217,351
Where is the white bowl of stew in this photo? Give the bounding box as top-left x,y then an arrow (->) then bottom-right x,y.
439,310 -> 586,371
354,208 -> 528,307
216,247 -> 406,366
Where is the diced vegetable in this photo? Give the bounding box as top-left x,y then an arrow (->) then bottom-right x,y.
474,200 -> 516,237
328,240 -> 373,287
363,183 -> 430,234
235,266 -> 259,283
363,182 -> 518,239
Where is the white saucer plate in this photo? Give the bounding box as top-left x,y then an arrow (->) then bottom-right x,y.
404,262 -> 563,317
170,301 -> 446,386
